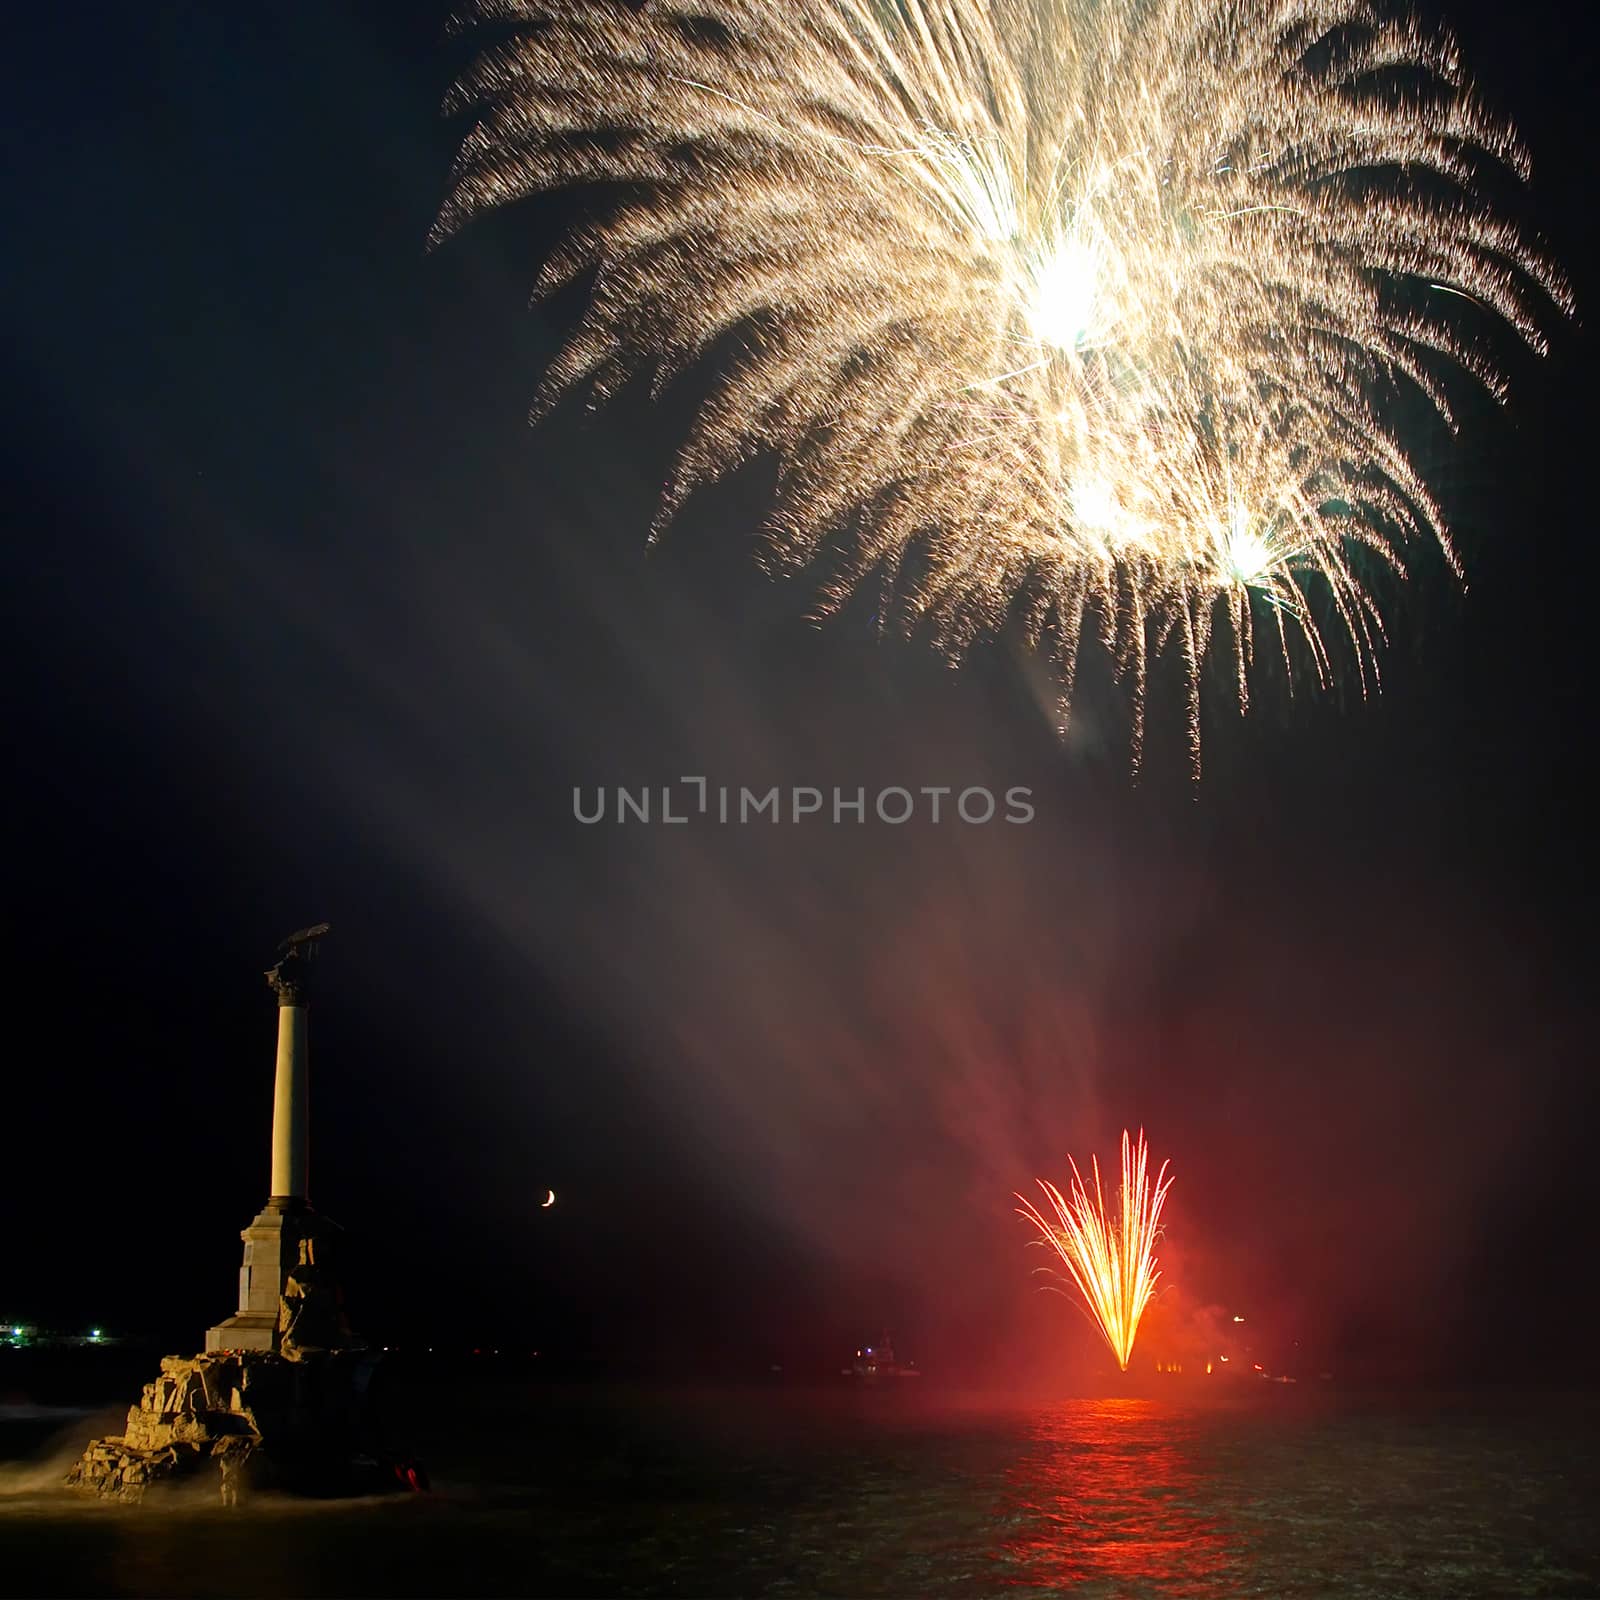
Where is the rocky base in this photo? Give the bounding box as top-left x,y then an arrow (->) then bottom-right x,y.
65,1348 -> 418,1504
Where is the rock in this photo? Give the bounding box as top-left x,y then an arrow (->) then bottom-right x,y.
200,1358 -> 235,1411
66,1344 -> 400,1502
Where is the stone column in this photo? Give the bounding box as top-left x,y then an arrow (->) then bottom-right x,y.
270,996 -> 310,1203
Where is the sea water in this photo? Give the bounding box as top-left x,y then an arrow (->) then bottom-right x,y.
2,1380 -> 1596,1597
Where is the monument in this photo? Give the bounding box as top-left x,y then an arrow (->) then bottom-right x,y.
206,923 -> 341,1354
66,926 -> 422,1502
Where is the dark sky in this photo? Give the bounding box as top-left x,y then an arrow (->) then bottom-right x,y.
3,1 -> 1595,1380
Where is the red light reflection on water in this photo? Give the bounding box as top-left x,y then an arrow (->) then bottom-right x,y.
996,1398 -> 1236,1594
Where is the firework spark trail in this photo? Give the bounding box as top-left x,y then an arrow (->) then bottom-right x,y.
436,0 -> 1569,766
1016,1129 -> 1174,1370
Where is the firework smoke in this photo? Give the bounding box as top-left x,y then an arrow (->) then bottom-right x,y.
1017,1129 -> 1174,1369
437,0 -> 1568,764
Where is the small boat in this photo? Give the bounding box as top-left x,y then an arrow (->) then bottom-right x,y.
841,1333 -> 921,1380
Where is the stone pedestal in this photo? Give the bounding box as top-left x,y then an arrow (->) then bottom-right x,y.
205,1201 -> 314,1354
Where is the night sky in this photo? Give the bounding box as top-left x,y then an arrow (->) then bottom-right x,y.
4,1 -> 1595,1381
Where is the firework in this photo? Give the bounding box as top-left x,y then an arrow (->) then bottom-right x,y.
436,0 -> 1568,764
1016,1129 -> 1173,1369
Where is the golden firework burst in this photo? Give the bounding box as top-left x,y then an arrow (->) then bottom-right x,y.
437,0 -> 1569,765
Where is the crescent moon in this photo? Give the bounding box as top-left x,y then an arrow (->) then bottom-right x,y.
541,1189 -> 556,1208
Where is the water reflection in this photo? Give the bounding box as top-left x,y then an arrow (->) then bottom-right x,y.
997,1398 -> 1238,1595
